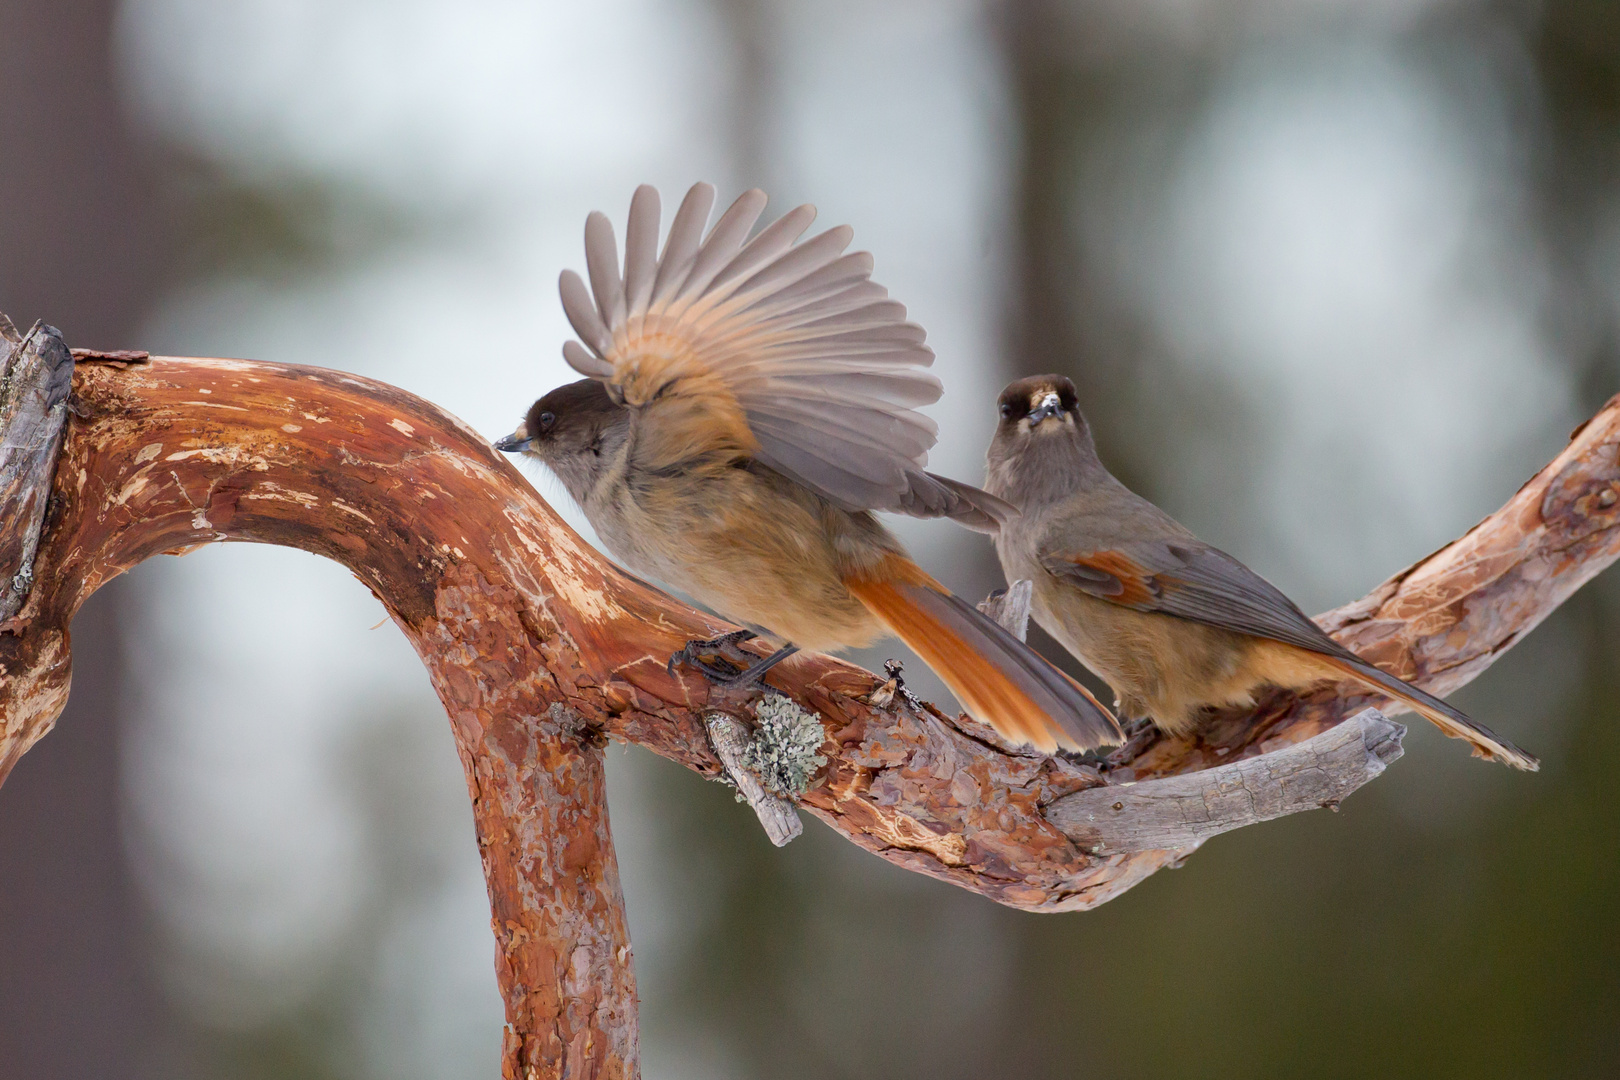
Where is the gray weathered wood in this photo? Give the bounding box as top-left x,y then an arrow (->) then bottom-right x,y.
1047,709 -> 1405,854
978,578 -> 1033,641
705,712 -> 804,847
0,319 -> 74,622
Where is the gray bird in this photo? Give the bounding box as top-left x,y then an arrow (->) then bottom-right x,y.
983,374 -> 1538,770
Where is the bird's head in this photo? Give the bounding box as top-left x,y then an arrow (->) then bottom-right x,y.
995,375 -> 1087,438
985,374 -> 1101,506
495,378 -> 626,503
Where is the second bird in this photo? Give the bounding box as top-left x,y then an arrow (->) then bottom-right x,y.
983,374 -> 1538,771
499,185 -> 1121,753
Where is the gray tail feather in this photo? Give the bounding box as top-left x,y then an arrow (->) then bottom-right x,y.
1336,654 -> 1539,772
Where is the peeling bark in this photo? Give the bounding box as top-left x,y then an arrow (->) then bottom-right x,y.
705,712 -> 804,847
1048,709 -> 1405,855
2,324 -> 1616,1076
977,577 -> 1033,639
0,317 -> 73,622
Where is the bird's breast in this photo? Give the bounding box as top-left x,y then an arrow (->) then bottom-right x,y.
584,464 -> 882,652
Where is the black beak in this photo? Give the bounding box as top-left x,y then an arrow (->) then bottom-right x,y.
495,432 -> 532,453
1027,395 -> 1064,425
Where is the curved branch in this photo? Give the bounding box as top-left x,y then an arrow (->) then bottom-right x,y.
2,326 -> 1616,1074
1111,393 -> 1620,784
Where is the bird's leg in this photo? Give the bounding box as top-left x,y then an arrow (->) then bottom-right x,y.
668,629 -> 798,687
722,644 -> 799,686
667,628 -> 758,677
1121,714 -> 1155,739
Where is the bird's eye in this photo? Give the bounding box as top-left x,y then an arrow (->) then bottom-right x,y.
999,403 -> 1013,419
538,411 -> 556,432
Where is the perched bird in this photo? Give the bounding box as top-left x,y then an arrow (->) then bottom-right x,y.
498,184 -> 1121,753
983,374 -> 1538,770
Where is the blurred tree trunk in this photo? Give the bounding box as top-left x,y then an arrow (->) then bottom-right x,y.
0,1 -> 171,1075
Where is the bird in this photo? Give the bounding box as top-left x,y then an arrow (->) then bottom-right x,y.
982,373 -> 1539,771
496,183 -> 1122,753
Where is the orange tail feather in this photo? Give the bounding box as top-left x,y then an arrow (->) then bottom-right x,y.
845,557 -> 1121,752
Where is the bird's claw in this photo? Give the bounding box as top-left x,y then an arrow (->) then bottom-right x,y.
667,629 -> 758,679
1060,747 -> 1113,769
668,630 -> 809,691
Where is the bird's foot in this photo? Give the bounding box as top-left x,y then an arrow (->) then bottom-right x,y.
667,629 -> 758,679
1061,747 -> 1113,769
668,630 -> 798,689
1121,715 -> 1155,739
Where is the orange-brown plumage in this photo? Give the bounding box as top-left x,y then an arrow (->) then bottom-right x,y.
1059,550 -> 1161,607
844,554 -> 1107,751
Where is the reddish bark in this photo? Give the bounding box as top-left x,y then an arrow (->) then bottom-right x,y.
2,332 -> 1616,1075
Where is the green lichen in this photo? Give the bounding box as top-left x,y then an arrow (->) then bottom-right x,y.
739,695 -> 828,800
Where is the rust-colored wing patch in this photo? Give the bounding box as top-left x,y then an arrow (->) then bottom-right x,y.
1045,549 -> 1162,607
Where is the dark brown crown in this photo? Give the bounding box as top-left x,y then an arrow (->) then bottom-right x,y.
997,374 -> 1079,423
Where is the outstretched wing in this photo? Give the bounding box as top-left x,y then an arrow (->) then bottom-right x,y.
557,183 -> 1014,532
1041,541 -> 1344,656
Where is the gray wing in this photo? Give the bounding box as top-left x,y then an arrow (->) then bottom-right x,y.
1041,521 -> 1542,771
1040,540 -> 1348,657
557,182 -> 1015,532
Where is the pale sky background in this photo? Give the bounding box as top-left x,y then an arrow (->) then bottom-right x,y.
109,1 -> 1585,1076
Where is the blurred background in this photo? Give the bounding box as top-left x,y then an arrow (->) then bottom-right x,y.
2,0 -> 1618,1076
